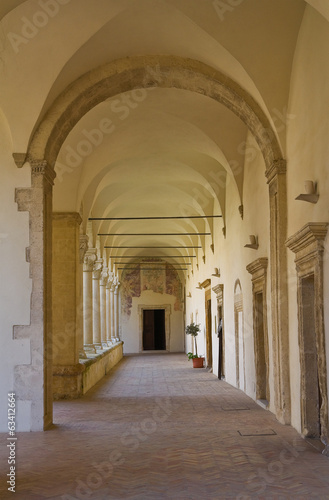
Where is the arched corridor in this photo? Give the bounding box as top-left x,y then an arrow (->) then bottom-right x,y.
1,1 -> 329,496
1,354 -> 329,499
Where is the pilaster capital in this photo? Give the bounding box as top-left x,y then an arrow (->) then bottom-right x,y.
265,158 -> 286,184
93,260 -> 103,280
83,249 -> 97,272
79,235 -> 89,264
29,159 -> 56,186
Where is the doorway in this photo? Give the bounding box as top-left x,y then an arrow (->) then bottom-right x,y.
143,309 -> 166,350
205,289 -> 212,368
300,275 -> 321,438
255,292 -> 268,402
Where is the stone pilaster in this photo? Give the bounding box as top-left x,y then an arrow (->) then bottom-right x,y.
266,158 -> 290,424
92,260 -> 103,350
14,160 -> 55,430
83,249 -> 97,353
52,212 -> 86,399
99,268 -> 108,348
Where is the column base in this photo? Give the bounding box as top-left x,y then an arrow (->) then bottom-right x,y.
53,364 -> 86,400
79,348 -> 88,359
94,342 -> 103,351
101,341 -> 109,349
84,344 -> 97,354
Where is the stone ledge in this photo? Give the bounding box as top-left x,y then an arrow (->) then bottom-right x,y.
53,342 -> 123,400
80,342 -> 124,395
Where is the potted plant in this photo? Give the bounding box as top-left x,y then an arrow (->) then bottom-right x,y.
185,322 -> 204,368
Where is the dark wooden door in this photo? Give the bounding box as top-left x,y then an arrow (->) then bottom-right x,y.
143,309 -> 166,350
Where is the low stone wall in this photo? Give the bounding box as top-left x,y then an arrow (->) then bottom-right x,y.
53,342 -> 123,399
80,342 -> 124,394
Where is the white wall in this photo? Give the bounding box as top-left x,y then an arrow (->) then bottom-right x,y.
0,114 -> 32,432
185,131 -> 270,404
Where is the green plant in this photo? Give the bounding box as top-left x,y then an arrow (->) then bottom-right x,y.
185,322 -> 201,358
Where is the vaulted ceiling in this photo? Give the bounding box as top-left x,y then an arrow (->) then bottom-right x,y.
1,0 -> 323,276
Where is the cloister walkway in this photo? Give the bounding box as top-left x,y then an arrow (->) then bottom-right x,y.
1,353 -> 329,499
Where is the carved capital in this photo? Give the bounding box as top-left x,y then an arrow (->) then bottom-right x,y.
100,268 -> 108,286
83,249 -> 97,272
106,272 -> 114,288
93,260 -> 103,280
79,235 -> 89,264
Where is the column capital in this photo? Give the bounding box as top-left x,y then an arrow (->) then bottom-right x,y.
100,268 -> 108,286
265,158 -> 286,184
79,235 -> 89,264
83,249 -> 97,272
93,260 -> 103,280
106,272 -> 115,289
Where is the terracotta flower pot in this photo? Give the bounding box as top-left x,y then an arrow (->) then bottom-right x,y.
192,357 -> 204,368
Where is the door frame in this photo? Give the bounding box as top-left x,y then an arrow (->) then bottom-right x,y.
138,304 -> 171,353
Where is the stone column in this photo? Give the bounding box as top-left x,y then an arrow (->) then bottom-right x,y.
92,260 -> 103,350
14,160 -> 55,430
100,268 -> 108,348
110,282 -> 116,343
78,235 -> 88,359
266,159 -> 290,424
83,249 -> 97,353
52,213 -> 86,399
106,277 -> 113,345
114,282 -> 120,341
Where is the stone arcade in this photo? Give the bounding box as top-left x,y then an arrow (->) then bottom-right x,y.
1,0 -> 329,483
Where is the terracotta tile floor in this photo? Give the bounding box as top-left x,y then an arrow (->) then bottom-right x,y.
1,353 -> 329,499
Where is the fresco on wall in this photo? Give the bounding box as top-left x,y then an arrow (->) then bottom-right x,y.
166,264 -> 182,312
121,260 -> 182,315
121,265 -> 141,316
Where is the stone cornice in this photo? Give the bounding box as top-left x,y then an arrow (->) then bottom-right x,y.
200,278 -> 211,289
212,284 -> 223,296
286,223 -> 328,254
246,257 -> 268,277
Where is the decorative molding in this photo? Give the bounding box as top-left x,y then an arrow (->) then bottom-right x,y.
265,158 -> 287,184
286,222 -> 329,446
246,258 -> 268,278
212,283 -> 223,298
286,223 -> 328,256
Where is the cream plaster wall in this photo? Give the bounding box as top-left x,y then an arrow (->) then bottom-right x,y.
185,132 -> 271,405
121,290 -> 184,354
287,5 -> 329,432
0,116 -> 32,432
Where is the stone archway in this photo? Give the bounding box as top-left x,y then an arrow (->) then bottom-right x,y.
13,55 -> 290,429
